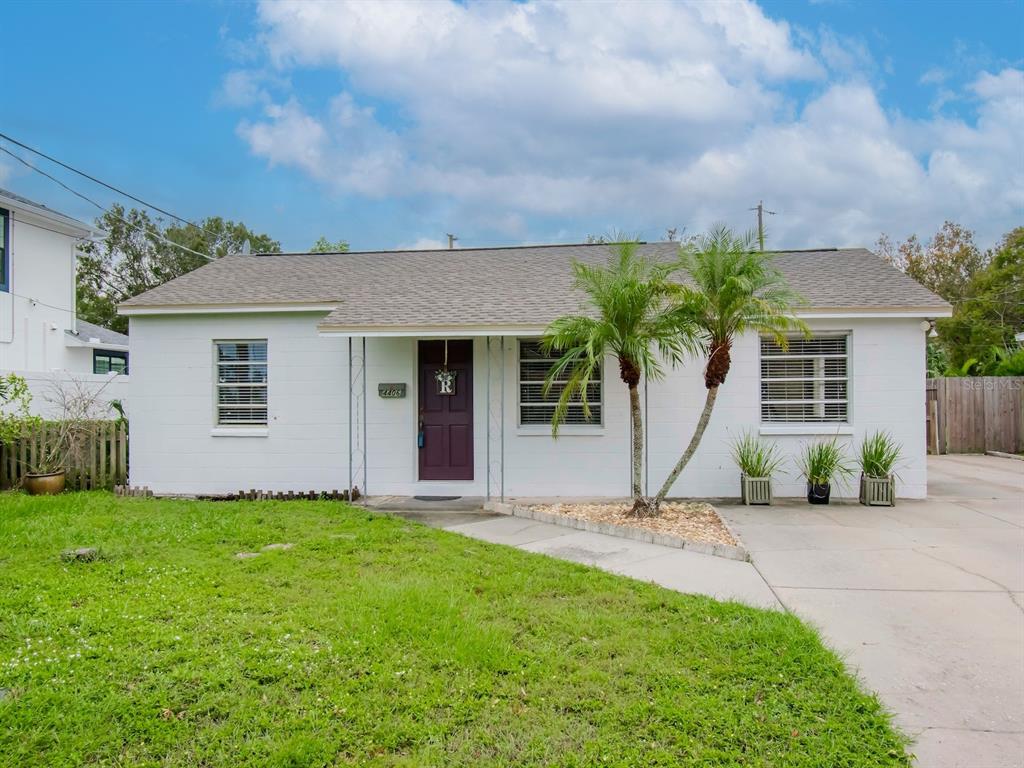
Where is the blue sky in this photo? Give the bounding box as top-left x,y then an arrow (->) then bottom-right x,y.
3,0 -> 1021,252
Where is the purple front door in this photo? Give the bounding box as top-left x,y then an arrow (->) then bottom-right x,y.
418,340 -> 474,481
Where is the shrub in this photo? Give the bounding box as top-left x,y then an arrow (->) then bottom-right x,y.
994,348 -> 1024,376
0,373 -> 38,446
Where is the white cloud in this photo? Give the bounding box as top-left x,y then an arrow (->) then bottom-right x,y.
231,0 -> 1023,248
970,67 -> 1024,101
816,26 -> 876,76
217,70 -> 272,107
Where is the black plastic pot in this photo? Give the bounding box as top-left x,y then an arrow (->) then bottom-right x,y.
807,482 -> 831,504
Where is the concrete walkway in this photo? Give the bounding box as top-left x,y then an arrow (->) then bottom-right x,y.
443,514 -> 780,609
717,454 -> 1024,768
394,454 -> 1022,767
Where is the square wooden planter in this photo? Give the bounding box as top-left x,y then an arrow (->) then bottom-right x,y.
741,475 -> 773,505
859,474 -> 895,506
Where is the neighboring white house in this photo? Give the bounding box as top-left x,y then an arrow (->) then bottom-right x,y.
0,188 -> 129,414
120,243 -> 951,500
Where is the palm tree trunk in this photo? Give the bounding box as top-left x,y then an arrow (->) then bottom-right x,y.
628,383 -> 643,500
653,386 -> 719,505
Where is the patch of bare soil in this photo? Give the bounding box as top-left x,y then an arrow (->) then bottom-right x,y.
530,501 -> 737,547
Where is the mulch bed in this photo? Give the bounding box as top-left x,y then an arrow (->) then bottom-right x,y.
529,501 -> 738,547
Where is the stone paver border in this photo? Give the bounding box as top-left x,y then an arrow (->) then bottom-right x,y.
483,501 -> 750,562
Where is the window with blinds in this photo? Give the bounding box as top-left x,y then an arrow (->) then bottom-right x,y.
518,339 -> 602,426
215,340 -> 268,426
760,335 -> 849,424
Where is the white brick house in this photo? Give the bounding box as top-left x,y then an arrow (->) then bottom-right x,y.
120,242 -> 950,500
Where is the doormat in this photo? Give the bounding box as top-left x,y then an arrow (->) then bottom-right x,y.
414,495 -> 462,502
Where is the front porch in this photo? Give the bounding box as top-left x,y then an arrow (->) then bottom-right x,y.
337,333 -> 628,502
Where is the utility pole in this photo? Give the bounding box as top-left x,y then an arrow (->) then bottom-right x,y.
446,233 -> 458,250
748,200 -> 775,251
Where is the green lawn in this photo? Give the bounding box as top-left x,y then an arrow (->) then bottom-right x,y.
0,493 -> 908,767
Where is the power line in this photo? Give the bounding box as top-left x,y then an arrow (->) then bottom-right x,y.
5,290 -> 74,315
0,144 -> 213,262
0,130 -> 218,237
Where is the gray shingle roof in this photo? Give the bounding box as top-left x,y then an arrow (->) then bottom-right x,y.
67,319 -> 129,347
120,242 -> 950,328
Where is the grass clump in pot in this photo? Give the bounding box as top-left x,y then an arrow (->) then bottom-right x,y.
798,438 -> 854,485
858,431 -> 903,479
798,437 -> 854,504
730,431 -> 784,478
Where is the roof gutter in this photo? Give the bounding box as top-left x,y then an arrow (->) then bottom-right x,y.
6,205 -> 93,239
118,303 -> 952,325
317,324 -> 548,338
794,306 -> 953,319
118,302 -> 339,316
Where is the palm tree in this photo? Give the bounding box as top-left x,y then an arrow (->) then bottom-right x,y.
651,226 -> 807,508
542,240 -> 700,515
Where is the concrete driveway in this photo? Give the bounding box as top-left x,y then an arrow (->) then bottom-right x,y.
396,454 -> 1021,766
717,454 -> 1024,768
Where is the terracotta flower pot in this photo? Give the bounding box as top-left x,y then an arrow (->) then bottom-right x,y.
24,470 -> 66,495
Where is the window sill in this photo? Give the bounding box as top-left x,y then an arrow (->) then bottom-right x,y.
210,427 -> 269,438
516,425 -> 605,437
759,424 -> 853,436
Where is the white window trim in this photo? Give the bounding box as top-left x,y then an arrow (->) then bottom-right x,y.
210,427 -> 269,438
516,338 -> 605,431
213,339 -> 269,429
759,425 -> 854,436
516,425 -> 606,437
759,332 -> 852,428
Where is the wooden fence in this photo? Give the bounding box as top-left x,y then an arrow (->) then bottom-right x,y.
0,421 -> 128,490
926,377 -> 1024,455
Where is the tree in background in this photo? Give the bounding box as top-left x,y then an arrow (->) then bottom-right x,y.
309,237 -> 350,253
77,206 -> 280,333
878,222 -> 1022,376
939,226 -> 1024,374
875,221 -> 988,304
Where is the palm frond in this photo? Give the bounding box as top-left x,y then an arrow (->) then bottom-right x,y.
670,224 -> 806,375
540,240 -> 702,434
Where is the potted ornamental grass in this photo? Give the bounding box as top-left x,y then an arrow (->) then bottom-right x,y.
730,431 -> 784,505
857,431 -> 902,506
797,437 -> 853,505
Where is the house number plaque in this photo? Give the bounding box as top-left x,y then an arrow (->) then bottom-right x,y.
378,383 -> 407,399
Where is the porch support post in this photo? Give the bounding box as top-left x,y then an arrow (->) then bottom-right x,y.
500,336 -> 505,501
348,337 -> 353,500
362,336 -> 367,496
486,336 -> 491,500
